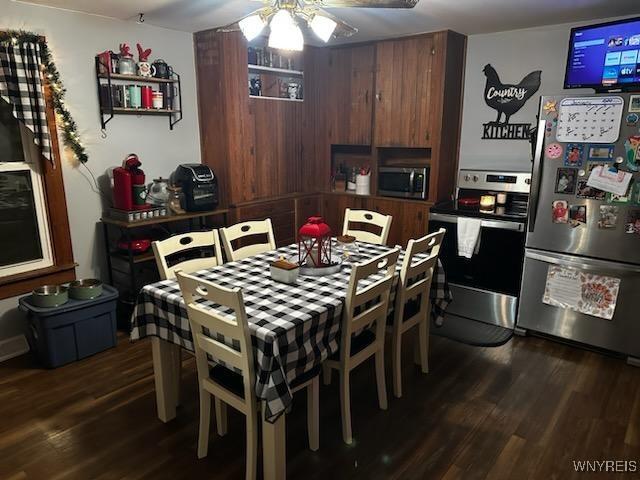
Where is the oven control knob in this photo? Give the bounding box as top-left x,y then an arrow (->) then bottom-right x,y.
464,174 -> 472,182
472,175 -> 479,182
525,178 -> 531,185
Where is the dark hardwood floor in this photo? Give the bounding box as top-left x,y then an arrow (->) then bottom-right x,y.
1,331 -> 638,479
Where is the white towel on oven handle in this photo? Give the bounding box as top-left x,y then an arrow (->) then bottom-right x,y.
457,218 -> 482,258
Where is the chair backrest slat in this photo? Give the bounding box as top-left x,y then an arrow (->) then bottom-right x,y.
394,229 -> 445,326
220,219 -> 276,262
341,248 -> 400,358
152,230 -> 223,280
342,208 -> 392,246
177,272 -> 255,399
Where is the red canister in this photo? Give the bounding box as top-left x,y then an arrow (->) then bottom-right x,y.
140,86 -> 153,109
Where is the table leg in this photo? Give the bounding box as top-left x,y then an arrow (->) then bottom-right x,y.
262,403 -> 286,480
152,337 -> 181,422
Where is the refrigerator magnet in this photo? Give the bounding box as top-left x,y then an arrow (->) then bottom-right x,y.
629,95 -> 640,113
546,143 -> 563,159
552,200 -> 569,224
569,205 -> 587,228
576,181 -> 606,200
543,100 -> 557,114
624,137 -> 640,171
624,209 -> 640,234
554,168 -> 578,194
564,143 -> 585,167
587,144 -> 615,162
626,113 -> 639,126
598,205 -> 619,229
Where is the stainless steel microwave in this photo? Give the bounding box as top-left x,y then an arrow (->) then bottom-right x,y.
378,166 -> 429,199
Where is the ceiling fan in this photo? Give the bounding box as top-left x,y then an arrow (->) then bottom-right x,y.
217,0 -> 420,51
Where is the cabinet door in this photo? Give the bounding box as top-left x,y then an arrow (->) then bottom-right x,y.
328,45 -> 375,145
400,203 -> 430,246
374,36 -> 435,148
322,194 -> 364,235
295,194 -> 322,228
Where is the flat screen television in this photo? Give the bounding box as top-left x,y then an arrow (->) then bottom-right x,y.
564,17 -> 640,91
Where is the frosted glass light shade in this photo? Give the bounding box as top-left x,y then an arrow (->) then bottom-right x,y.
239,14 -> 266,41
309,14 -> 337,42
268,10 -> 304,51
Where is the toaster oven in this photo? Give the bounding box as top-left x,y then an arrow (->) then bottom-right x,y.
378,166 -> 429,199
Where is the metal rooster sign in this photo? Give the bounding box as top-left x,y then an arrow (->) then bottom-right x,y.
481,64 -> 542,140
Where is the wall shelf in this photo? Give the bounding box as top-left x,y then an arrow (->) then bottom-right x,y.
248,64 -> 304,77
97,73 -> 177,84
249,95 -> 304,103
95,56 -> 183,130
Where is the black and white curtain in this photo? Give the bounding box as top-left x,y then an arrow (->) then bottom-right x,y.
0,41 -> 52,162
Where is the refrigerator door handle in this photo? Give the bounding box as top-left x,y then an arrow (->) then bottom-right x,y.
528,118 -> 547,233
525,249 -> 640,273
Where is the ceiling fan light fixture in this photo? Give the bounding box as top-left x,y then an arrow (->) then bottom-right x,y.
309,14 -> 337,43
239,14 -> 266,42
268,10 -> 304,51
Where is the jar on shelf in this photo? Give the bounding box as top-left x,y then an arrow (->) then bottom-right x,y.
167,186 -> 185,214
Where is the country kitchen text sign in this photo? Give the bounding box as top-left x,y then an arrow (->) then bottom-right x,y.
481,64 -> 542,140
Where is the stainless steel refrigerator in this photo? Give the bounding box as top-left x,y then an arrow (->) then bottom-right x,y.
517,93 -> 640,364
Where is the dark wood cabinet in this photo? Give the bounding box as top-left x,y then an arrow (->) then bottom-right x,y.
295,194 -> 322,228
374,35 -> 436,148
328,45 -> 375,146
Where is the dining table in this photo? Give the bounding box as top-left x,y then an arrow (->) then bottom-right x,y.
130,240 -> 451,480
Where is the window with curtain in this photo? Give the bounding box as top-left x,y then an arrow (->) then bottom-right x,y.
0,98 -> 53,278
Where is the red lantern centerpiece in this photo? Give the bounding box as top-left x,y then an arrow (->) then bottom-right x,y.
298,216 -> 332,268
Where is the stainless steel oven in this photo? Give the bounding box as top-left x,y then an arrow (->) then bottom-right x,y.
378,166 -> 428,199
427,170 -> 531,329
429,213 -> 526,328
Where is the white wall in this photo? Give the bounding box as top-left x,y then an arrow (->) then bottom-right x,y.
459,16 -> 631,172
0,0 -> 201,340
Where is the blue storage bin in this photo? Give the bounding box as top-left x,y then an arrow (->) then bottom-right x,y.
19,284 -> 119,368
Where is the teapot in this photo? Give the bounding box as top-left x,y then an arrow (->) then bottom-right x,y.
146,177 -> 170,206
153,59 -> 173,79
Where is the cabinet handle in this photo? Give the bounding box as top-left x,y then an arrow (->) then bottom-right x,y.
425,131 -> 430,141
365,90 -> 369,104
376,91 -> 382,102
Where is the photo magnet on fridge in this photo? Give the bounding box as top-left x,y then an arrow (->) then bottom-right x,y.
629,95 -> 640,113
552,200 -> 569,224
576,181 -> 606,200
587,144 -> 615,162
598,205 -> 619,229
564,143 -> 585,167
624,209 -> 640,234
555,168 -> 578,194
569,205 -> 587,228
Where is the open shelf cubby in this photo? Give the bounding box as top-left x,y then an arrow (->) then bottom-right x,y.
247,40 -> 304,101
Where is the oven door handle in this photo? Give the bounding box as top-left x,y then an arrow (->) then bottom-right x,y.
429,213 -> 525,232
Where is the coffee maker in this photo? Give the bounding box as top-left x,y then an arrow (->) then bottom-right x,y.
172,164 -> 218,212
112,154 -> 148,211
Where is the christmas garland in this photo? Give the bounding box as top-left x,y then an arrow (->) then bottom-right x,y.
0,30 -> 88,163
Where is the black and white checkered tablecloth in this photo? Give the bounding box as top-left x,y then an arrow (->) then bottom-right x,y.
131,242 -> 451,422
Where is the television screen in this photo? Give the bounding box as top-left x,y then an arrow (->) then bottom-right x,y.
565,17 -> 640,89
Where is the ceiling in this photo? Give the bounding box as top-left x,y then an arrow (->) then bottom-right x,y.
15,0 -> 640,43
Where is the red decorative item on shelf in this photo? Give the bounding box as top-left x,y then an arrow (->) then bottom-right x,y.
140,86 -> 153,108
298,216 -> 332,268
136,43 -> 152,62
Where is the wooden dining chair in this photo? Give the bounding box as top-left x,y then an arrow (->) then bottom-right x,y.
390,229 -> 445,398
176,272 -> 320,480
220,219 -> 277,262
342,208 -> 393,245
152,230 -> 223,280
323,248 -> 400,444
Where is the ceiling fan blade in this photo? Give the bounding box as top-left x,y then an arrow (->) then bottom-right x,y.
215,6 -> 275,33
315,0 -> 419,8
